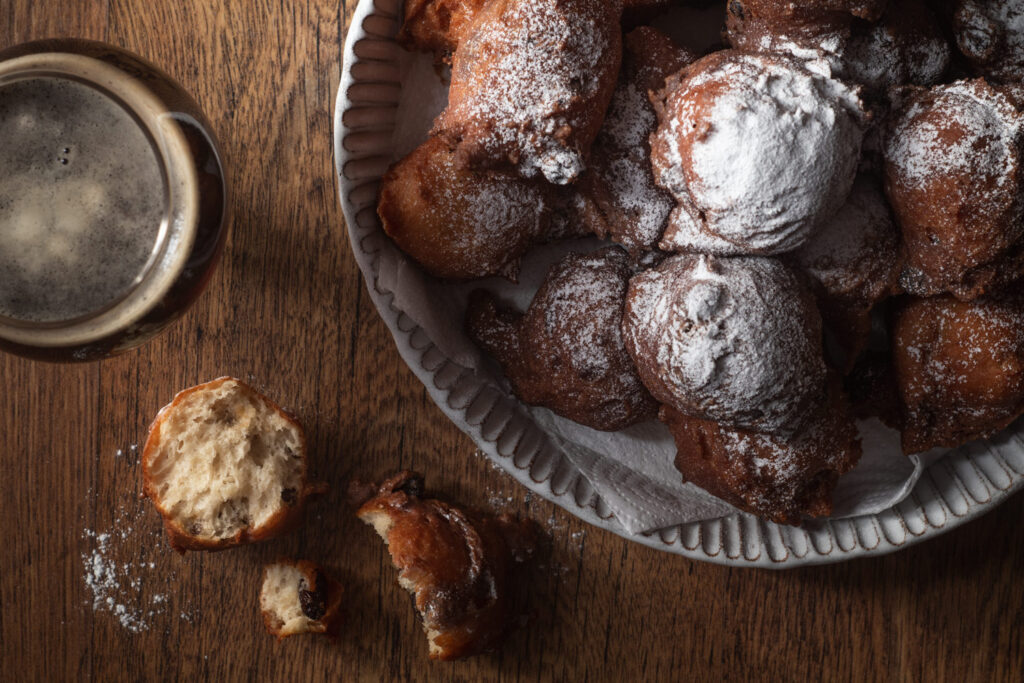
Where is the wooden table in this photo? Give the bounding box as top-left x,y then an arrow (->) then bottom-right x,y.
2,2 -> 1022,681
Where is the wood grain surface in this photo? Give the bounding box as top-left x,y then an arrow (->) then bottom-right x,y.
1,2 -> 1021,681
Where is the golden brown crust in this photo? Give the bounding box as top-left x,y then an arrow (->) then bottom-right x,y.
397,0 -> 490,60
466,248 -> 658,432
356,471 -> 538,661
573,27 -> 697,255
432,0 -> 623,185
260,559 -> 344,640
883,80 -> 1024,300
662,377 -> 862,525
893,293 -> 1024,454
141,377 -> 327,553
377,137 -> 551,281
788,176 -> 902,371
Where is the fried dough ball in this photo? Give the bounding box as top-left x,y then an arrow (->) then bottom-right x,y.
466,247 -> 658,432
842,0 -> 951,93
790,176 -> 901,369
727,0 -> 949,95
893,294 -> 1024,454
725,0 -> 887,52
356,472 -> 539,661
432,0 -> 623,185
883,80 -> 1024,300
377,137 -> 552,280
661,377 -> 862,525
650,51 -> 866,256
954,0 -> 1024,83
573,27 -> 697,256
622,254 -> 827,434
397,0 -> 489,59
726,0 -> 855,56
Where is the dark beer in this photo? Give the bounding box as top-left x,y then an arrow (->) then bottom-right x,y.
0,40 -> 228,361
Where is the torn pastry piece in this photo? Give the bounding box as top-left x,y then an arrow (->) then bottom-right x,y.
649,50 -> 867,256
883,79 -> 1024,300
356,472 -> 539,661
662,377 -> 862,525
622,254 -> 827,435
260,560 -> 344,639
789,175 -> 901,370
142,377 -> 327,553
466,247 -> 658,432
377,137 -> 552,281
954,0 -> 1024,84
573,27 -> 697,256
397,0 -> 490,60
432,0 -> 623,185
893,293 -> 1024,454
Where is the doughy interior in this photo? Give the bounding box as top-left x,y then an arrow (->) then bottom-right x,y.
147,380 -> 303,540
361,509 -> 443,656
260,563 -> 310,633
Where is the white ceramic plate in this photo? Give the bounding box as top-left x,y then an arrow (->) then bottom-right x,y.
333,0 -> 1024,567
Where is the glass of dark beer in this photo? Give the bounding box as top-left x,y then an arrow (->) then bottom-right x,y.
0,39 -> 228,361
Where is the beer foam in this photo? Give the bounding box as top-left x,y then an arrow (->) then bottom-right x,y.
0,77 -> 166,323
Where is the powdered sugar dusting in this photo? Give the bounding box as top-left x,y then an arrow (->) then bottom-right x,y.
590,82 -> 674,251
653,52 -> 866,255
427,150 -> 548,255
623,254 -> 826,433
81,503 -> 183,633
886,80 -> 1022,191
793,176 -> 898,303
956,0 -> 1024,81
542,253 -> 627,377
440,0 -> 616,184
844,10 -> 949,92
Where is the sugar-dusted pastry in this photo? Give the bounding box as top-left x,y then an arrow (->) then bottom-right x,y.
725,0 -> 854,59
466,247 -> 658,432
662,378 -> 862,525
893,293 -> 1024,454
790,176 -> 901,369
573,27 -> 697,256
883,80 -> 1024,300
260,560 -> 344,639
954,0 -> 1024,83
397,0 -> 489,60
356,472 -> 539,661
622,254 -> 827,434
377,137 -> 552,280
842,0 -> 950,93
649,50 -> 867,256
432,0 -> 623,185
142,378 -> 327,553
727,0 -> 948,95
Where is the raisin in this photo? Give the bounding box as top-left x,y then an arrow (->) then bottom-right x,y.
729,0 -> 745,19
281,488 -> 297,504
299,570 -> 329,620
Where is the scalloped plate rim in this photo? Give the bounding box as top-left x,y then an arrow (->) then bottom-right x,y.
332,0 -> 1024,568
